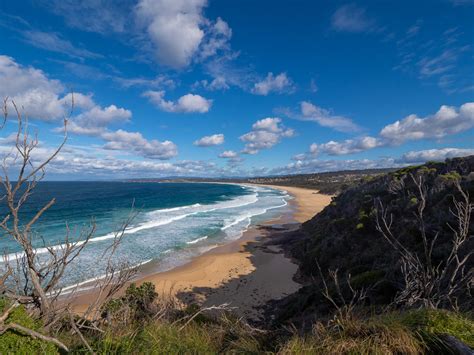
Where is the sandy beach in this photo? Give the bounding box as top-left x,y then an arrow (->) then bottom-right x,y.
73,185 -> 332,321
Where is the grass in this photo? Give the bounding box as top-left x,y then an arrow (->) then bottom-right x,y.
279,309 -> 474,354
2,285 -> 473,354
397,308 -> 474,348
279,315 -> 424,355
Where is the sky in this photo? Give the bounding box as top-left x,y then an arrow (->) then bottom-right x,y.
0,0 -> 473,180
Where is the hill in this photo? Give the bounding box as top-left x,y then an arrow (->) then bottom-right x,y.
275,156 -> 474,324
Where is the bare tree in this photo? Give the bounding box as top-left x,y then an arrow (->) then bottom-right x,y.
316,261 -> 368,320
376,173 -> 473,309
0,98 -> 137,351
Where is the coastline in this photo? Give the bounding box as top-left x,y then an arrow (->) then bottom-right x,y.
72,184 -> 332,320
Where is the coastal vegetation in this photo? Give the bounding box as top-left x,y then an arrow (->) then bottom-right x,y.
0,100 -> 472,353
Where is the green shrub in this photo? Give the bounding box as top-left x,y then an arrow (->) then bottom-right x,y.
439,171 -> 461,181
103,282 -> 158,321
0,299 -> 59,354
399,309 -> 474,348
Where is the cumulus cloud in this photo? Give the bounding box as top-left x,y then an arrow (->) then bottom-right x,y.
135,0 -> 231,69
331,4 -> 374,33
0,55 -> 179,161
252,72 -> 294,95
0,55 -> 132,133
218,150 -> 242,165
380,103 -> 474,144
66,105 -> 132,136
304,102 -> 474,157
194,133 -> 224,147
0,55 -> 68,120
240,118 -> 295,154
143,90 -> 212,113
102,129 -> 178,160
218,150 -> 238,158
310,136 -> 381,156
399,148 -> 474,163
299,101 -> 360,133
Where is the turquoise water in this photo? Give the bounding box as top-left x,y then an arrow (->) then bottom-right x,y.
0,182 -> 290,287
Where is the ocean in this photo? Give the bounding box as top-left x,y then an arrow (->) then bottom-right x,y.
0,182 -> 291,288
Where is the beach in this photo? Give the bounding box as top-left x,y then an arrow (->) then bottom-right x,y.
73,185 -> 332,321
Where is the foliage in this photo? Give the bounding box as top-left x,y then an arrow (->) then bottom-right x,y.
0,299 -> 59,354
398,308 -> 474,348
102,282 -> 158,322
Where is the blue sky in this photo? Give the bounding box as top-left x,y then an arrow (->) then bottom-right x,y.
0,0 -> 473,179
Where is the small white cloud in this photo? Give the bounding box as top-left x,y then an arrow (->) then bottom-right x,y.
194,133 -> 224,147
331,4 -> 374,33
218,150 -> 242,165
219,150 -> 238,158
240,117 -> 295,154
310,136 -> 381,156
143,90 -> 212,113
252,72 -> 295,96
299,101 -> 360,133
193,76 -> 229,91
102,129 -> 178,160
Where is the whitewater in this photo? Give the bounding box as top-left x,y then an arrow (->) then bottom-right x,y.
0,182 -> 291,287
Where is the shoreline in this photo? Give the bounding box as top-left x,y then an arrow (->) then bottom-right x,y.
71,184 -> 332,320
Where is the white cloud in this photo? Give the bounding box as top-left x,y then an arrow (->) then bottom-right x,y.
219,150 -> 238,158
66,104 -> 132,135
102,129 -> 178,160
380,103 -> 474,144
272,157 -> 397,175
21,30 -> 101,59
299,101 -> 360,133
252,72 -> 294,95
193,76 -> 229,91
303,102 -> 474,157
0,56 -> 180,161
218,150 -> 242,165
0,55 -> 129,133
399,148 -> 474,163
135,0 -> 231,69
199,17 -> 232,60
309,136 -> 381,156
331,4 -> 374,33
0,55 -> 67,120
143,90 -> 212,113
240,117 -> 295,154
194,133 -> 224,147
